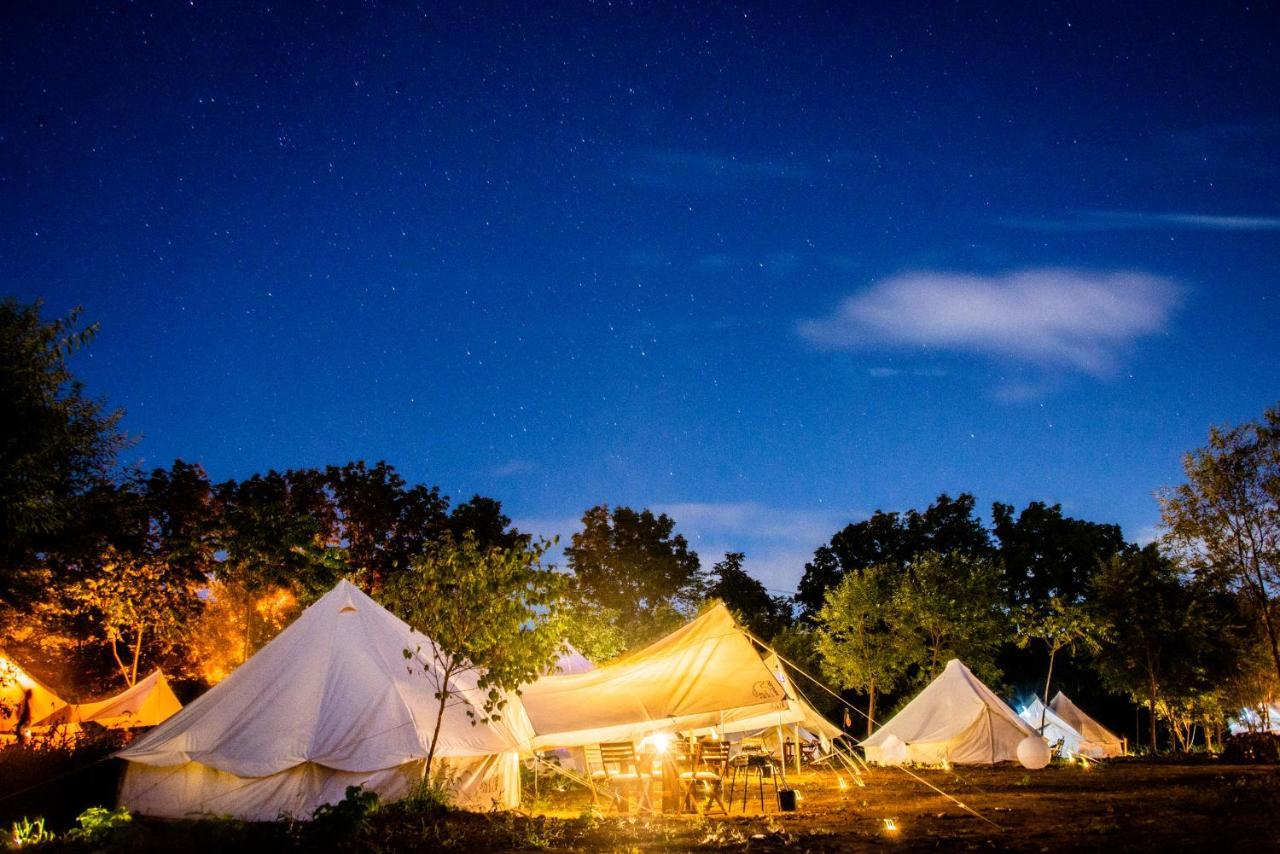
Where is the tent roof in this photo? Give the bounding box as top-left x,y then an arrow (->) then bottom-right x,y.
863,659 -> 1035,750
717,652 -> 842,739
1,651 -> 67,730
1020,696 -> 1078,738
118,580 -> 532,776
37,669 -> 182,730
1049,691 -> 1123,747
521,602 -> 789,748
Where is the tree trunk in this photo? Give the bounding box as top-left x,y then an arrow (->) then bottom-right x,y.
1040,648 -> 1056,733
866,680 -> 876,739
1148,690 -> 1158,753
424,668 -> 453,782
129,626 -> 143,686
110,635 -> 131,686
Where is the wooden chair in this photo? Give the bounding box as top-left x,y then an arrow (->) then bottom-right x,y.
693,739 -> 730,814
596,741 -> 651,812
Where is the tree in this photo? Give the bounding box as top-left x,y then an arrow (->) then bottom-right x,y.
993,501 -> 1125,606
324,461 -> 449,593
0,299 -> 127,606
797,493 -> 992,615
559,598 -> 628,665
1014,597 -> 1102,729
1160,404 -> 1280,685
566,505 -> 705,646
896,551 -> 1007,685
445,495 -> 528,551
382,533 -> 567,778
214,469 -> 342,662
706,552 -> 792,641
815,565 -> 916,736
62,546 -> 199,686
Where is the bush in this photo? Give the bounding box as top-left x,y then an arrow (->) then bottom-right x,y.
1222,732 -> 1280,764
0,732 -> 126,833
65,806 -> 132,846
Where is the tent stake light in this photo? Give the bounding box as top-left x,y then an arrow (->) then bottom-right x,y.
882,818 -> 899,834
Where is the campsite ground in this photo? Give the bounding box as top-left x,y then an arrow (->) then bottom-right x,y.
523,760 -> 1280,852
4,755 -> 1280,851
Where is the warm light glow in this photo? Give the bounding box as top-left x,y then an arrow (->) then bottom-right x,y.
1080,756 -> 1091,770
837,775 -> 849,790
0,657 -> 35,690
645,732 -> 672,754
883,818 -> 899,833
940,758 -> 951,771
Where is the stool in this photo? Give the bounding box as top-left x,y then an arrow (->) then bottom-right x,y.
727,753 -> 781,812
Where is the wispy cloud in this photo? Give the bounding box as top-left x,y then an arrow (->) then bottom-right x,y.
1002,210 -> 1280,232
488,459 -> 537,477
798,269 -> 1181,377
630,149 -> 806,188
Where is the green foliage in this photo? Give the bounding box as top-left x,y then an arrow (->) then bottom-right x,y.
896,551 -> 1008,684
9,815 -> 53,846
309,785 -> 380,841
815,565 -> 916,733
705,552 -> 792,641
798,493 -> 991,615
65,806 -> 132,845
1015,596 -> 1103,705
994,501 -> 1125,606
558,599 -> 627,665
566,505 -> 705,646
0,298 -> 127,607
383,532 -> 567,775
1161,403 -> 1280,685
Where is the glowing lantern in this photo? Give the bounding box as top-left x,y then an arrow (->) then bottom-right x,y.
1017,735 -> 1052,769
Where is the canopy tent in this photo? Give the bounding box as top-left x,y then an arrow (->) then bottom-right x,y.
1043,692 -> 1125,757
715,652 -> 842,744
1230,703 -> 1280,734
1,651 -> 67,736
37,669 -> 182,731
117,580 -> 533,820
521,602 -> 790,748
862,659 -> 1038,765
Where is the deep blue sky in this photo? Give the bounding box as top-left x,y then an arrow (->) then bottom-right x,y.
4,3 -> 1277,591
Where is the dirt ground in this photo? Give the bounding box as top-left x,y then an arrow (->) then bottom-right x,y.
525,759 -> 1280,851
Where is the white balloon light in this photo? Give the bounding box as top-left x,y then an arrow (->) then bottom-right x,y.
879,734 -> 908,765
1017,735 -> 1052,769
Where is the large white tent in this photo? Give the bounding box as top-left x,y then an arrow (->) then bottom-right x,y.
717,652 -> 842,743
521,602 -> 792,749
862,659 -> 1038,765
1032,691 -> 1125,758
38,669 -> 182,731
117,580 -> 532,820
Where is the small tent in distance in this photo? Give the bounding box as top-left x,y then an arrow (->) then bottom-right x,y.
117,580 -> 533,820
1,651 -> 67,739
1044,691 -> 1126,757
862,659 -> 1038,765
36,669 -> 182,732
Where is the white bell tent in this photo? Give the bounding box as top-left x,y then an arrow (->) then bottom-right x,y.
38,669 -> 182,731
862,659 -> 1038,765
521,602 -> 792,749
117,580 -> 533,820
1044,691 -> 1125,757
715,652 -> 843,747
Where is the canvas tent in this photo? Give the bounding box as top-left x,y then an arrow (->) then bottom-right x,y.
117,580 -> 533,820
862,659 -> 1039,765
37,669 -> 182,731
716,652 -> 842,744
1038,691 -> 1125,757
1,651 -> 67,737
1231,703 -> 1280,735
521,602 -> 791,749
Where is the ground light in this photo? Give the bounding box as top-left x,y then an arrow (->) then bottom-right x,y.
882,818 -> 899,834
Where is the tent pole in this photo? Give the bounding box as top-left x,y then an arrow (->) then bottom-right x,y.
793,723 -> 801,776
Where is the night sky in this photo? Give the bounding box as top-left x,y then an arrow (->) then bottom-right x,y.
4,3 -> 1278,592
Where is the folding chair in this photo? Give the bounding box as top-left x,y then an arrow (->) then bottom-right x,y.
596,741 -> 651,812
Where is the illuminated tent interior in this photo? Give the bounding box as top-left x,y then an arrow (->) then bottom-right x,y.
1230,702 -> 1280,734
862,659 -> 1039,765
1036,691 -> 1125,758
1,651 -> 67,736
116,580 -> 533,820
36,669 -> 182,732
521,602 -> 796,749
